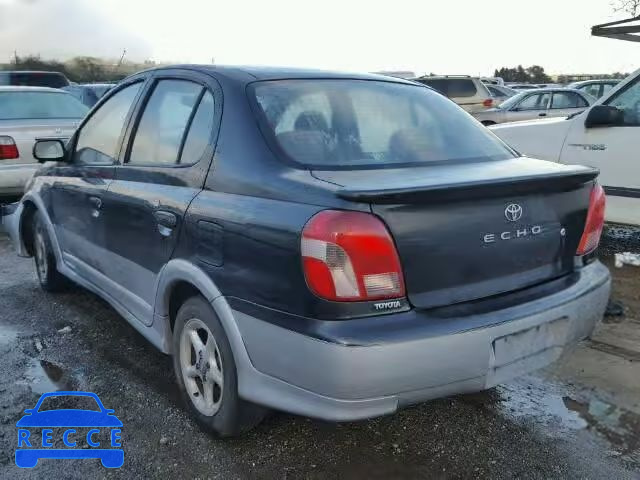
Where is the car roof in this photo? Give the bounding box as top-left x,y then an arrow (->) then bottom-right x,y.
414,75 -> 479,81
135,64 -> 418,85
569,79 -> 622,86
0,70 -> 66,75
0,85 -> 68,93
517,87 -> 585,94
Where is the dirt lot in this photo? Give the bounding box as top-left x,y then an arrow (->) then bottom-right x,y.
0,232 -> 639,479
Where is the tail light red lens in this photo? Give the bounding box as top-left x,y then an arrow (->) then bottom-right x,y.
301,210 -> 406,302
0,136 -> 19,160
483,98 -> 493,107
576,184 -> 606,255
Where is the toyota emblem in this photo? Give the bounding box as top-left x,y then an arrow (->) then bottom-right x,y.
504,203 -> 523,222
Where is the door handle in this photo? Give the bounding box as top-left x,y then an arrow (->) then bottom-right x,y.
88,196 -> 102,218
538,112 -> 547,117
88,196 -> 102,209
154,210 -> 178,237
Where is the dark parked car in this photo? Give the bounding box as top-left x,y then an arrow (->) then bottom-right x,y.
2,65 -> 611,436
0,71 -> 70,89
63,83 -> 115,107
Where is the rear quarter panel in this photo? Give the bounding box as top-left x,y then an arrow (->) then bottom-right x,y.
175,190 -> 325,315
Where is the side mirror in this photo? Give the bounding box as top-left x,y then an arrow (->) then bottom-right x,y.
585,105 -> 624,128
33,139 -> 66,163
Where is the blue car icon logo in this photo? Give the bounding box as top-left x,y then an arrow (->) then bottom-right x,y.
15,391 -> 123,468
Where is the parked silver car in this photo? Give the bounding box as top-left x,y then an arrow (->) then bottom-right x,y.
567,79 -> 622,99
473,88 -> 595,126
0,86 -> 88,199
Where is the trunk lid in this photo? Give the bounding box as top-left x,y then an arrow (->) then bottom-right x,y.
0,118 -> 79,165
313,157 -> 598,309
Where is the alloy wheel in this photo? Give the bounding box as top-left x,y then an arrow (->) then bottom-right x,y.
179,318 -> 224,416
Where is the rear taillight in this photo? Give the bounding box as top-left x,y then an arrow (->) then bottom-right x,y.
301,210 -> 406,302
0,136 -> 19,160
576,184 -> 606,255
483,98 -> 493,107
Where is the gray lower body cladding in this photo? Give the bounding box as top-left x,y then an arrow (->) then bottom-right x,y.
233,261 -> 610,421
2,201 -> 611,422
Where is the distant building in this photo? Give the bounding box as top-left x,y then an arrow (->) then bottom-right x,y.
551,74 -> 625,83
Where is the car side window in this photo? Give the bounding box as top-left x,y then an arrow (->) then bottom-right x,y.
582,84 -> 601,98
129,79 -> 203,165
551,92 -> 582,109
601,83 -> 615,97
73,82 -> 142,165
516,93 -> 549,111
606,78 -> 640,126
180,90 -> 215,164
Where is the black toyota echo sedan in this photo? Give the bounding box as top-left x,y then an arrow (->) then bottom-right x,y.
2,65 -> 610,436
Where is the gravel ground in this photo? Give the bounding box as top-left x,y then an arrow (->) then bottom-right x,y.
0,232 -> 638,479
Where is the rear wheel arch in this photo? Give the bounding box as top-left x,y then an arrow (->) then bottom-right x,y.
20,200 -> 38,256
168,281 -> 203,333
155,260 -> 230,340
154,261 -> 254,380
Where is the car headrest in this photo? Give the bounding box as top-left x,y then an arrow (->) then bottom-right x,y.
294,111 -> 329,132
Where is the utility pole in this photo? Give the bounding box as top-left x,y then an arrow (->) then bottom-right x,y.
116,49 -> 127,69
13,49 -> 18,65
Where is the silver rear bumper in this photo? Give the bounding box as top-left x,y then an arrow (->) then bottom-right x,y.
232,261 -> 611,421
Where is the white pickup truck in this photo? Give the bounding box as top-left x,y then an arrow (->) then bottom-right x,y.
491,69 -> 640,226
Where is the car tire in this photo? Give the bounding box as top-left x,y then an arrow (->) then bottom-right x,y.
32,211 -> 68,292
172,295 -> 267,437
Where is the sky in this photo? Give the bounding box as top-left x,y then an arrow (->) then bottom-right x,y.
0,0 -> 639,76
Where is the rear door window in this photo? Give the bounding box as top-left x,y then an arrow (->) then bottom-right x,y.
128,79 -> 203,165
180,90 -> 215,164
582,83 -> 601,98
550,92 -> 584,109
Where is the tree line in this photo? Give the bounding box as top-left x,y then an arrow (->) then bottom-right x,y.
494,65 -> 629,84
0,55 -> 159,83
493,65 -> 552,83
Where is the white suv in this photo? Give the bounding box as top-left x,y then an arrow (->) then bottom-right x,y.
413,76 -> 494,113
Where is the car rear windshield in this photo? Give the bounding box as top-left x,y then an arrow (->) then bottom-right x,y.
0,72 -> 70,88
252,79 -> 514,169
0,91 -> 88,120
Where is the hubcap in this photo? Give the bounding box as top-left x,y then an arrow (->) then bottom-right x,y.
34,232 -> 47,280
179,318 -> 224,416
